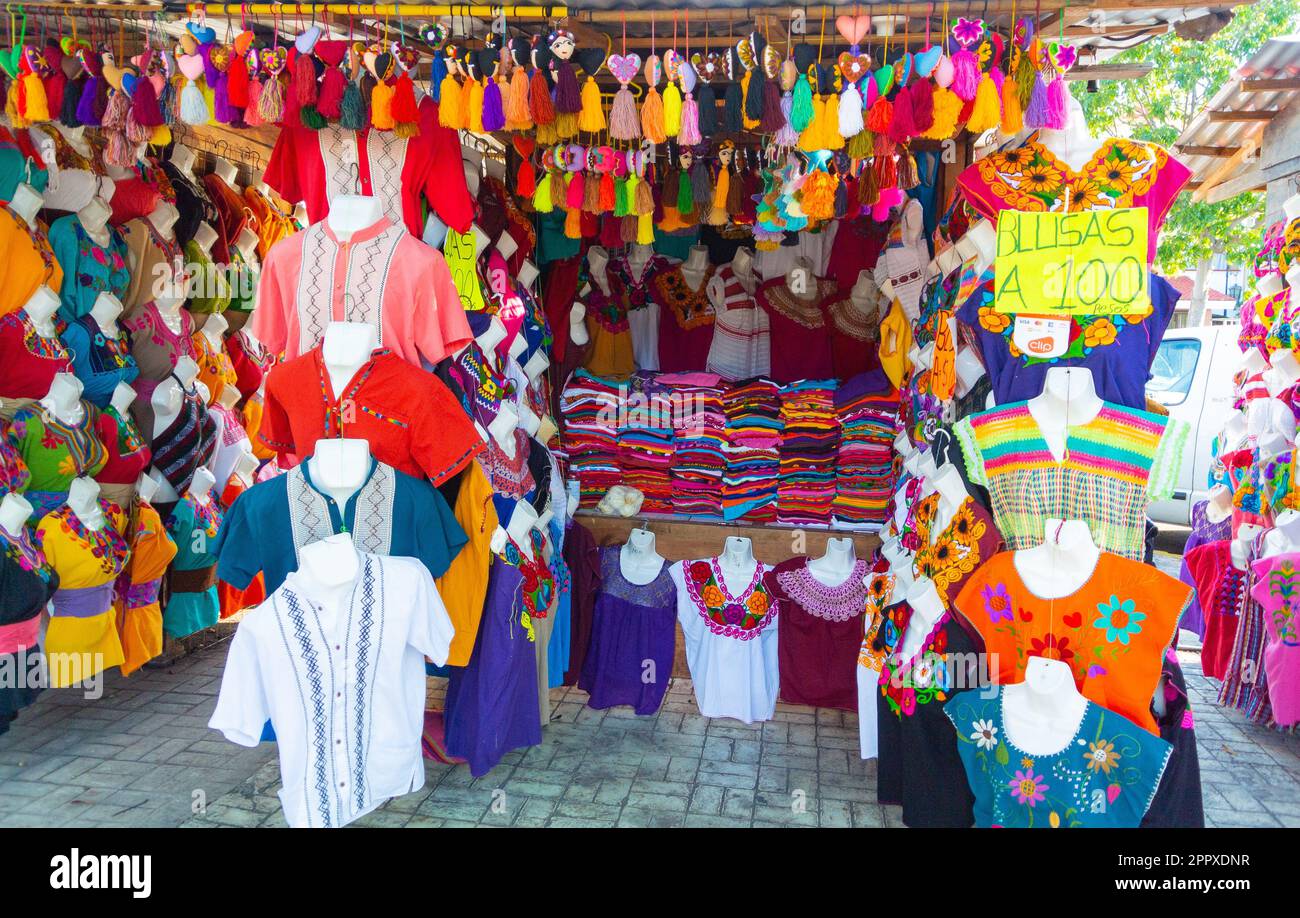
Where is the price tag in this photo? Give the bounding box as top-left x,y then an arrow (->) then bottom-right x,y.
1012,315 -> 1072,359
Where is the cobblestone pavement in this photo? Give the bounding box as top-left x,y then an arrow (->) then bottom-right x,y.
1,633 -> 1298,827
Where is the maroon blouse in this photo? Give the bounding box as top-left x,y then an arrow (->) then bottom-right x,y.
757,276 -> 838,384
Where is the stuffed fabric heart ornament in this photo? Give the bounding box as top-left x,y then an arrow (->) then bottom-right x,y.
420,24 -> 448,47
835,14 -> 872,46
608,53 -> 641,86
234,30 -> 256,56
933,54 -> 955,87
691,52 -> 722,83
394,43 -> 421,73
680,60 -> 697,93
837,51 -> 871,84
873,63 -> 894,95
915,45 -> 943,77
762,44 -> 781,79
187,21 -> 216,45
121,71 -> 139,96
177,52 -> 205,82
261,46 -> 288,76
362,45 -> 380,79
1052,42 -> 1078,73
574,47 -> 606,77
295,26 -> 322,54
663,49 -> 682,81
895,53 -> 913,87
644,54 -> 662,87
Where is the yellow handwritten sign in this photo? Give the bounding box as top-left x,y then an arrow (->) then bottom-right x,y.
442,229 -> 488,313
993,208 -> 1150,316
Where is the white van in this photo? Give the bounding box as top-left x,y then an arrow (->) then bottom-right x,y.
1146,323 -> 1241,526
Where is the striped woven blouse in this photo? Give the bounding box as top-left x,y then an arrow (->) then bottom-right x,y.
954,401 -> 1188,561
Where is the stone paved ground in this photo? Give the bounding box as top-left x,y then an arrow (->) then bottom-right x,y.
1,634 -> 1298,827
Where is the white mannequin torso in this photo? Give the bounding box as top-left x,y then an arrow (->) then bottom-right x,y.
621,528 -> 666,584
1035,96 -> 1102,173
1264,510 -> 1300,558
896,578 -> 944,661
1002,658 -> 1089,756
1026,367 -> 1104,461
717,536 -> 758,592
66,477 -> 106,531
78,197 -> 112,247
41,374 -> 86,426
22,286 -> 60,337
321,322 -> 380,399
586,246 -> 611,296
327,194 -> 384,242
1012,519 -> 1100,599
154,297 -> 186,336
109,382 -> 136,416
307,438 -> 372,508
680,245 -> 710,293
296,532 -> 363,610
0,492 -> 33,536
807,537 -> 857,584
187,466 -> 217,504
925,464 -> 969,540
90,293 -> 124,338
9,183 -> 42,227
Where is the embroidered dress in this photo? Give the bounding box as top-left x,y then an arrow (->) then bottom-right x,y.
253,216 -> 471,366
1144,650 -> 1205,827
874,601 -> 983,827
148,381 -> 219,497
59,315 -> 139,408
767,557 -> 867,710
944,686 -> 1172,828
259,347 -> 483,484
35,500 -> 129,688
706,264 -> 771,381
0,310 -> 72,400
7,403 -> 108,519
115,501 -> 176,676
122,301 -> 198,432
0,204 -> 63,318
190,331 -> 237,406
857,569 -> 895,759
1248,553 -> 1300,726
653,265 -> 717,373
671,557 -> 780,723
954,551 -> 1191,735
1218,557 -> 1273,723
0,525 -> 57,732
210,554 -> 455,828
93,405 -> 152,507
163,495 -> 222,638
757,276 -> 837,384
0,431 -> 29,495
263,96 -> 473,238
182,239 -> 233,315
956,133 -> 1191,260
201,172 -> 249,265
579,548 -> 677,715
46,214 -> 129,322
826,294 -> 883,380
910,493 -> 1003,606
1177,501 -> 1232,638
120,217 -> 184,313
955,400 -> 1187,560
581,286 -> 635,379
609,253 -> 669,371
1184,540 -> 1249,681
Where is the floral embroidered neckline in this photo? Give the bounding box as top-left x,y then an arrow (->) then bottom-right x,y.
775,559 -> 868,622
498,529 -> 555,640
49,500 -> 129,576
1,525 -> 53,582
656,266 -> 716,330
684,557 -> 775,639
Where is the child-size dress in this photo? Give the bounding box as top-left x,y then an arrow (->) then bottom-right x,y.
162,494 -> 222,638
115,500 -> 177,676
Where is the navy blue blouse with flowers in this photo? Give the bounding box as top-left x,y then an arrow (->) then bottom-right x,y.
944,686 -> 1172,828
59,315 -> 139,408
47,214 -> 130,323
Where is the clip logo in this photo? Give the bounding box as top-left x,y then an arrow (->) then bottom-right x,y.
50,849 -> 151,899
1027,336 -> 1056,355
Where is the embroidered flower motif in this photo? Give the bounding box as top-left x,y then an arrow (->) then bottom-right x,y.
723,603 -> 745,624
701,585 -> 725,608
1083,317 -> 1118,348
978,305 -> 1011,333
971,718 -> 999,750
952,17 -> 986,46
982,582 -> 1013,623
898,688 -> 917,716
745,591 -> 769,616
1019,162 -> 1064,196
1010,768 -> 1048,807
1084,739 -> 1120,775
1028,632 -> 1074,664
689,561 -> 712,583
1100,157 -> 1140,192
1067,178 -> 1109,211
1092,595 -> 1146,645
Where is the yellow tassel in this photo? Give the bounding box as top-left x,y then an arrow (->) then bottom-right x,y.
564,206 -> 583,239
536,120 -> 558,145
533,171 -> 554,212
637,211 -> 655,245
556,111 -> 579,139
922,87 -> 963,140
819,96 -> 844,150
578,76 -> 606,134
5,82 -> 25,128
371,79 -> 396,130
741,72 -> 759,130
663,82 -> 682,137
468,78 -> 486,133
966,74 -> 1002,134
709,168 -> 730,224
150,125 -> 173,146
21,74 -> 50,122
459,77 -> 477,132
799,95 -> 824,150
439,74 -> 463,128
1000,75 -> 1024,134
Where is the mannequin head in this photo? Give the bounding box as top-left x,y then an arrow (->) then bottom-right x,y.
786,256 -> 814,297
9,182 -> 43,226
22,285 -> 61,329
91,293 -> 124,334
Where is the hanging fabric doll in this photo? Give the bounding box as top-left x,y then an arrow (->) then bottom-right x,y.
530,36 -> 558,143
757,37 -> 785,134
608,50 -> 642,141
706,139 -> 736,225
641,53 -> 666,144
548,29 -> 582,139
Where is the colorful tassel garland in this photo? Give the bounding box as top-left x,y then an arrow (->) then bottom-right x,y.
951,49 -> 981,101
663,82 -> 682,137
966,73 -> 1002,133
481,77 -> 506,132
911,79 -> 935,134
696,83 -> 718,137
578,76 -> 606,133
723,82 -> 743,133
641,88 -> 666,144
839,81 -> 865,138
679,95 -> 702,146
530,70 -> 556,125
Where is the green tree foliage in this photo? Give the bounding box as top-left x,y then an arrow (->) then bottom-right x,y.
1073,0 -> 1300,274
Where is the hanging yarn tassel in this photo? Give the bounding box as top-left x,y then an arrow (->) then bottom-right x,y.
1012,48 -> 1036,111
819,93 -> 844,149
340,78 -> 366,129
760,79 -> 783,134
799,94 -> 825,150
579,74 -> 606,133
833,178 -> 849,219
553,61 -> 581,114
857,161 -> 879,206
744,66 -> 765,125
438,71 -> 462,127
951,48 -> 981,101
129,76 -> 164,127
228,53 -> 250,108
582,172 -> 601,213
180,79 -> 210,125
966,72 -> 1001,133
846,127 -> 872,160
614,176 -> 630,216
517,150 -> 537,198
696,82 -> 717,137
371,77 -> 396,130
679,94 -> 701,146
550,169 -> 566,205
294,52 -> 318,107
599,172 -> 617,213
641,88 -> 666,144
739,71 -> 760,130
1046,73 -> 1068,129
866,95 -> 893,134
506,66 -> 533,130
566,171 -> 586,209
18,69 -> 48,123
1000,67 -> 1023,134
93,73 -> 110,123
621,213 -> 638,244
76,75 -> 100,126
662,81 -> 682,137
61,75 -> 85,126
790,74 -> 814,132
564,206 -> 582,239
722,81 -> 743,133
610,84 -> 641,140
532,170 -> 553,211
317,66 -> 346,120
460,76 -> 479,132
921,87 -> 962,139
633,172 -> 655,215
775,91 -> 798,147
838,80 -> 865,139
44,66 -> 66,119
676,169 -> 694,215
709,166 -> 730,224
101,90 -> 130,163
481,76 -> 505,133
897,151 -> 920,189
429,54 -> 447,101
1024,69 -> 1051,128
690,161 -> 712,207
244,77 -> 264,126
802,171 -> 836,221
911,78 -> 935,134
530,69 -> 555,125
873,153 -> 897,190
258,71 -> 284,123
888,84 -> 918,143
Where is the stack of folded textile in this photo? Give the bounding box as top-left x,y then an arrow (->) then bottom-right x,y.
777,380 -> 841,525
833,371 -> 900,525
721,379 -> 784,520
559,370 -> 624,508
665,376 -> 728,517
619,379 -> 676,513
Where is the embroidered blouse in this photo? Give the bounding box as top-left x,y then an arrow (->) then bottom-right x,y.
956,134 -> 1191,259
190,331 -> 237,407
608,252 -> 669,372
653,265 -> 717,373
252,217 -> 472,366
46,214 -> 130,323
955,400 -> 1188,560
0,205 -> 63,319
258,347 -> 483,485
59,315 -> 139,409
149,382 -> 219,497
120,217 -> 184,314
911,492 -> 1004,605
582,285 -> 635,379
757,276 -> 838,384
7,403 -> 108,513
767,557 -> 867,710
706,264 -> 771,381
944,686 -> 1172,828
115,501 -> 176,676
93,404 -> 152,486
0,310 -> 72,400
954,551 -> 1191,735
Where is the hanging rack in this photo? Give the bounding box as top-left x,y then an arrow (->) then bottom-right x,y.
186,4 -> 566,16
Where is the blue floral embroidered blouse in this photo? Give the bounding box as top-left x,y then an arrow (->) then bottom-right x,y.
47,214 -> 130,323
944,686 -> 1172,828
58,315 -> 140,408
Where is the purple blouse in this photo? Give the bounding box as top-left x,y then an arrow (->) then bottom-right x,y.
1178,500 -> 1232,639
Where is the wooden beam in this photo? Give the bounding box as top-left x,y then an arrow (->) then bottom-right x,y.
1193,128 -> 1263,203
1241,77 -> 1300,93
1064,62 -> 1154,81
1205,161 -> 1266,204
1175,145 -> 1240,157
1207,109 -> 1277,122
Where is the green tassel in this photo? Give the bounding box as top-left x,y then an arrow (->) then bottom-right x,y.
677,170 -> 694,214
791,75 -> 814,133
1014,50 -> 1037,111
614,177 -> 630,217
300,104 -> 327,130
340,80 -> 366,130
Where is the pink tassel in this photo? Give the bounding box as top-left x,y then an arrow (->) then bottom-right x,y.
1046,74 -> 1068,129
910,78 -> 935,134
679,95 -> 701,146
951,49 -> 980,101
566,172 -> 585,209
131,76 -> 164,126
888,84 -> 917,143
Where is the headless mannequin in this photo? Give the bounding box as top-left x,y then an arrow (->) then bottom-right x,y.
731,247 -> 756,293
1240,347 -> 1269,378
218,383 -> 240,412
1220,412 -> 1248,452
1013,519 -> 1101,598
212,156 -> 240,189
462,150 -> 484,198
1204,484 -> 1233,524
192,222 -> 218,256
201,313 -> 228,349
149,356 -> 201,503
153,293 -> 186,335
881,540 -> 916,596
924,464 -> 971,539
109,381 -> 136,417
896,577 -> 945,661
495,232 -> 519,263
66,476 -> 106,531
680,245 -> 710,293
55,123 -> 92,159
90,293 -> 124,338
893,431 -> 916,461
785,256 -> 816,299
1269,347 -> 1300,389
1003,657 -> 1089,756
136,472 -> 159,504
489,403 -> 521,457
716,536 -> 758,593
566,480 -> 580,519
297,532 -> 363,608
626,243 -> 653,281
850,271 -> 878,310
1027,367 -> 1104,462
78,196 -> 112,247
914,448 -> 939,484
471,224 -> 492,259
307,438 -> 371,508
1262,511 -> 1300,558
1233,524 -> 1264,571
234,227 -> 260,264
517,260 -> 539,289
476,316 -> 509,354
1259,273 -> 1285,297
22,285 -> 60,337
9,182 -> 43,228
328,194 -> 384,240
586,246 -> 612,296
41,373 -> 86,425
502,501 -> 540,560
187,465 -> 217,505
622,527 -> 665,584
1036,95 -> 1101,173
232,447 -> 258,488
807,536 -> 857,585
569,302 -> 589,347
0,492 -> 33,537
954,219 -> 997,275
321,322 -> 379,399
147,201 -> 180,240
170,143 -> 198,179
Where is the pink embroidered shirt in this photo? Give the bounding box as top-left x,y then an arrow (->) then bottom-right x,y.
251,217 -> 472,365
